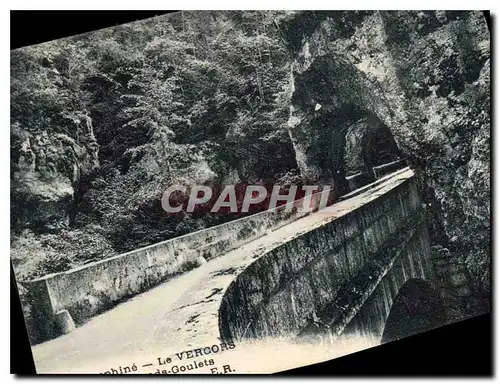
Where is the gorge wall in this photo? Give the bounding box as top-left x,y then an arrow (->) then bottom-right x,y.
281,11 -> 490,310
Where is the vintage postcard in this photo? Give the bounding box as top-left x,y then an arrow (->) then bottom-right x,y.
10,10 -> 490,374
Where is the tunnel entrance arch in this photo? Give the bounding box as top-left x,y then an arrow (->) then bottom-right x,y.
308,109 -> 404,197
381,279 -> 446,344
341,112 -> 403,192
288,51 -> 409,199
343,113 -> 402,178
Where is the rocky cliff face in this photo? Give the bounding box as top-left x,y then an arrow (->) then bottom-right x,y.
282,11 -> 490,303
11,116 -> 100,232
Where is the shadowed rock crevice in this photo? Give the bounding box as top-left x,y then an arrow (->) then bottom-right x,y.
380,279 -> 446,344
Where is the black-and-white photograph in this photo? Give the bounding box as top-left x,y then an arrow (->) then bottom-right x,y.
10,10 -> 490,374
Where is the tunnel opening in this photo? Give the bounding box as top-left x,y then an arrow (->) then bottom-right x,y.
381,278 -> 446,344
342,112 -> 403,191
365,126 -> 402,168
343,113 -> 403,175
289,52 -> 406,198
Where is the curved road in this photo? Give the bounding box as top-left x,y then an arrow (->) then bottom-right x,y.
31,168 -> 413,374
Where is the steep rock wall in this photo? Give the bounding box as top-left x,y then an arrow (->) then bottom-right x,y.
282,11 -> 490,300
11,116 -> 100,232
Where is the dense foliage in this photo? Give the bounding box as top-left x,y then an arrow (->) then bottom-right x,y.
11,11 -> 300,279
